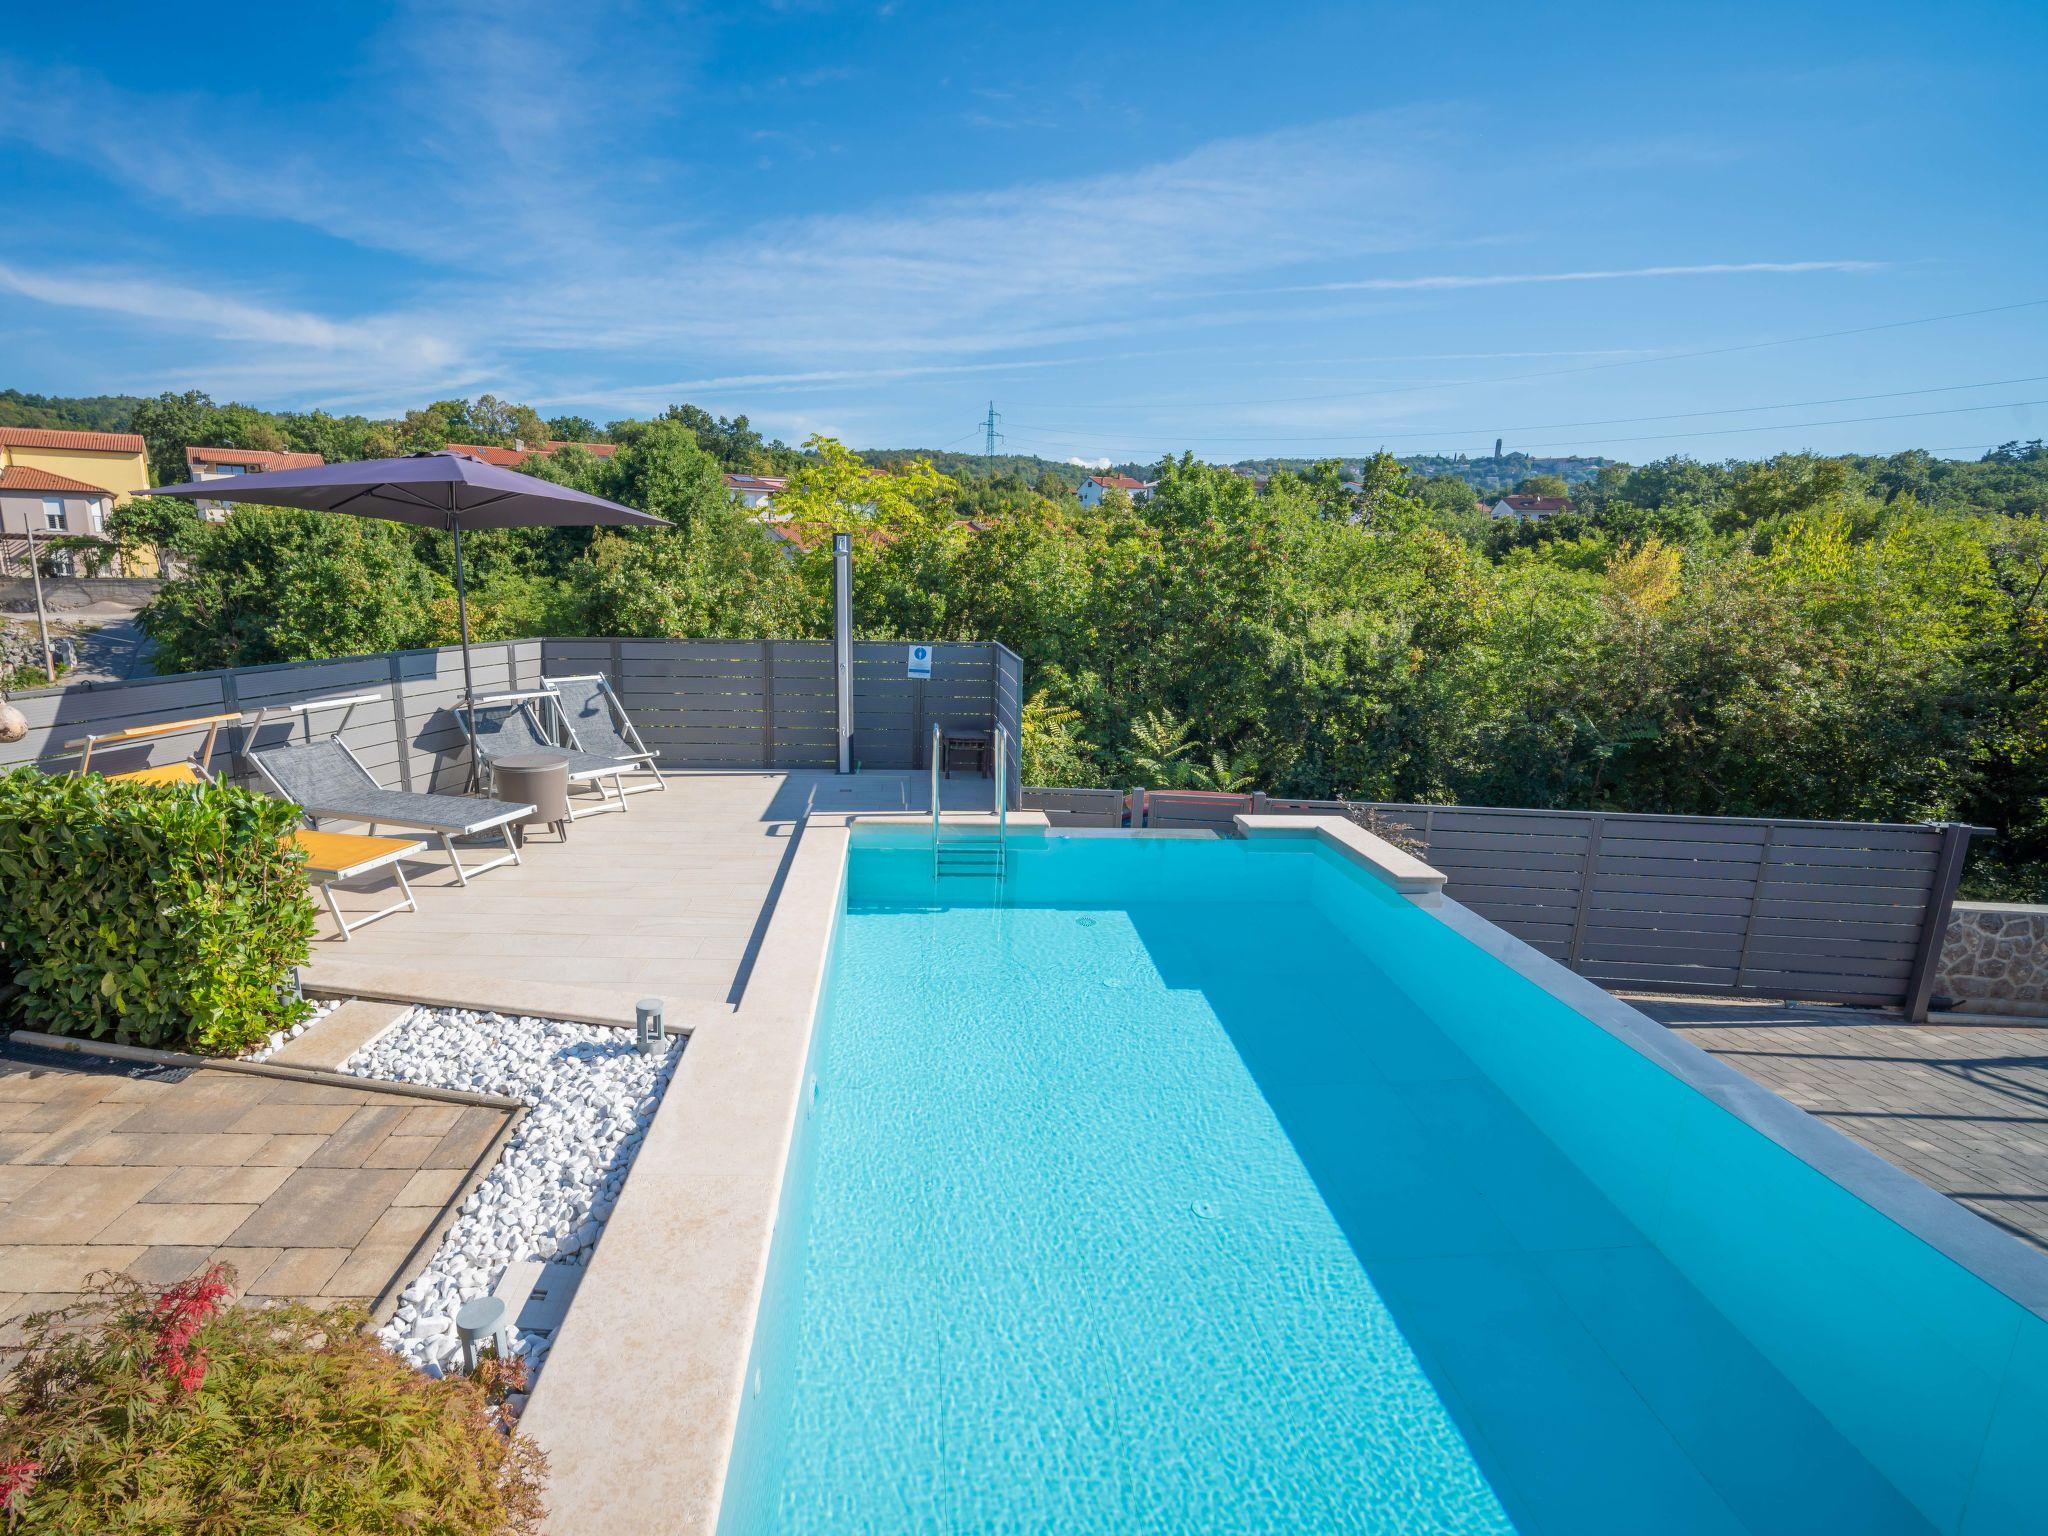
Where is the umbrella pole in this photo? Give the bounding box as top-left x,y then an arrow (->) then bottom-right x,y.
452,518 -> 481,790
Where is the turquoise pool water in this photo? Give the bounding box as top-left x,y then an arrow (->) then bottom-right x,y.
719,833 -> 2046,1535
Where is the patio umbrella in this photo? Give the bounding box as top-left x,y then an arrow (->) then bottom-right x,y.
145,450 -> 667,778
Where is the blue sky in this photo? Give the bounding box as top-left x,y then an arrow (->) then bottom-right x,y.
2,1 -> 2045,464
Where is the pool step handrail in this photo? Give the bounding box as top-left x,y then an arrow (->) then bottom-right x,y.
930,723 -> 1009,882
994,725 -> 1008,849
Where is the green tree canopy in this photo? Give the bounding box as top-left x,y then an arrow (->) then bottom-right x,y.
140,509 -> 445,672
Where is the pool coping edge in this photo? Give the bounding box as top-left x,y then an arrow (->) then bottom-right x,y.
521,811 -> 855,1536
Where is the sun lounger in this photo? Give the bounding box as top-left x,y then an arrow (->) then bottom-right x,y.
292,828 -> 427,938
459,693 -> 634,820
248,738 -> 533,884
541,674 -> 665,797
102,757 -> 428,937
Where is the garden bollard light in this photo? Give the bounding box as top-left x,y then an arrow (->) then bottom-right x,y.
636,997 -> 665,1054
456,1295 -> 510,1374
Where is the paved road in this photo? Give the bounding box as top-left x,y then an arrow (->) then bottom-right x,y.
2,613 -> 155,684
63,616 -> 156,682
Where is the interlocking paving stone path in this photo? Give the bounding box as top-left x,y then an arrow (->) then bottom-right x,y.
1637,995 -> 2048,1254
0,1041 -> 513,1340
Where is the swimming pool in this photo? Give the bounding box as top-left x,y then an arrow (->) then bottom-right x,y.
719,826 -> 2046,1535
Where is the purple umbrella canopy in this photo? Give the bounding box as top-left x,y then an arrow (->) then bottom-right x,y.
146,450 -> 669,784
144,448 -> 667,530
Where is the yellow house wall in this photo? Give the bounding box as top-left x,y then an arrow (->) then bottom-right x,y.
1,445 -> 152,502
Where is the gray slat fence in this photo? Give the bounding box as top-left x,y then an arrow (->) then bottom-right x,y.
993,644 -> 1024,810
2,640 -> 547,794
1023,786 -> 1977,1016
3,637 -> 1014,782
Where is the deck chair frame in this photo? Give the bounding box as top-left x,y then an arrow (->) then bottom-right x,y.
245,691 -> 527,884
295,829 -> 427,939
464,691 -> 632,820
540,673 -> 666,797
64,711 -> 243,780
248,738 -> 524,885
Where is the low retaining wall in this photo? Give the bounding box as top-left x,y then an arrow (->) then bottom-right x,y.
0,575 -> 161,611
1936,901 -> 2048,1018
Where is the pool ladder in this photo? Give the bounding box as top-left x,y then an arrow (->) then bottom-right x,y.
931,722 -> 1009,881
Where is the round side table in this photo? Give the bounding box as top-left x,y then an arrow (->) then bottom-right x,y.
489,752 -> 571,844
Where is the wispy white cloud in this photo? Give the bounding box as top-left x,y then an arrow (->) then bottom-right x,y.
499,111 -> 1446,366
0,10 -> 1904,427
0,262 -> 460,369
1267,260 -> 1887,295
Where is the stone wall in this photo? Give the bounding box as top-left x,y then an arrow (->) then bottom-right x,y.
1934,901 -> 2048,1019
0,575 -> 161,613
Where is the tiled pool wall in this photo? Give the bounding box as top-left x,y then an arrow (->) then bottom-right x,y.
716,942 -> 833,1534
719,828 -> 2048,1535
1299,850 -> 2048,1536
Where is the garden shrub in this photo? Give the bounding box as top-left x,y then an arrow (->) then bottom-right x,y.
0,768 -> 316,1055
0,1265 -> 547,1534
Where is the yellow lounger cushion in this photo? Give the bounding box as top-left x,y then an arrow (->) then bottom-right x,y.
108,763 -> 208,786
291,829 -> 426,881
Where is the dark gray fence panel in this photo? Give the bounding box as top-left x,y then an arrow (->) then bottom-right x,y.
3,673 -> 234,775
615,640 -> 778,767
1351,802 -> 1952,1006
1145,791 -> 1251,832
771,643 -> 836,769
1024,786 -> 1123,826
994,645 -> 1023,810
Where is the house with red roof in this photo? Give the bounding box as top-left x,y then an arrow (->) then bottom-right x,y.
724,473 -> 788,512
1488,493 -> 1571,520
1076,473 -> 1156,508
0,427 -> 150,574
186,445 -> 327,521
444,439 -> 619,469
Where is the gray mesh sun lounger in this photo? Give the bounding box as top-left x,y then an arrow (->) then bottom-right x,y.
541,674 -> 665,798
460,693 -> 637,820
248,738 -> 533,884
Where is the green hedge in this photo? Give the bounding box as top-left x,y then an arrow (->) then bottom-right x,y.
0,768 -> 316,1055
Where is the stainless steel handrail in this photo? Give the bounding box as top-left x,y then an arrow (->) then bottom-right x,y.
930,722 -> 943,870
994,725 -> 1008,849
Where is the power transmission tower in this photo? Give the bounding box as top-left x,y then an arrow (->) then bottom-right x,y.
982,401 -> 1003,457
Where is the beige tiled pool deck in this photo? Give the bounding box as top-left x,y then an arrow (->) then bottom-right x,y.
302,769 -> 998,1028
0,1046 -> 515,1338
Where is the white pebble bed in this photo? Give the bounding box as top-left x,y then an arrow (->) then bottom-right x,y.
245,994 -> 343,1062
341,1006 -> 682,1381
